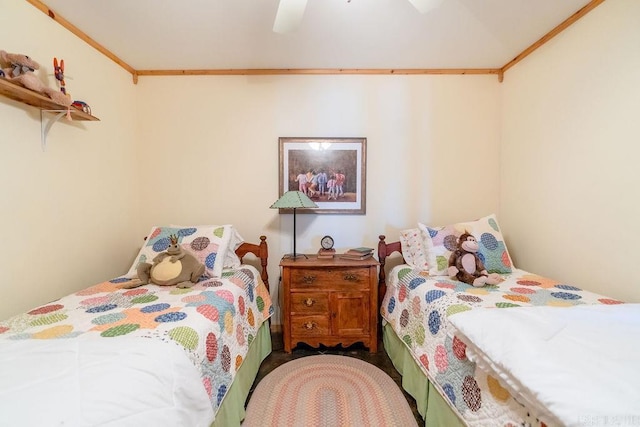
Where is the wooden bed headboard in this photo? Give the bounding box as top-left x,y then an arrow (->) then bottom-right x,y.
236,235 -> 269,290
377,234 -> 403,300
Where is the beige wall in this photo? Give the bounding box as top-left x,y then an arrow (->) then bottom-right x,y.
500,0 -> 640,302
0,1 -> 141,319
135,75 -> 501,322
8,0 -> 635,322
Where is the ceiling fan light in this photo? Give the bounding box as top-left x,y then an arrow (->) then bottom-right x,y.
273,0 -> 308,34
407,0 -> 445,14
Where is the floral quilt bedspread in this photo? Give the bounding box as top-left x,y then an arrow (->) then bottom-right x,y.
0,265 -> 273,416
380,266 -> 622,426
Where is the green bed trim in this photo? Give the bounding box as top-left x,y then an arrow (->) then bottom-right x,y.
211,322 -> 272,427
383,322 -> 465,427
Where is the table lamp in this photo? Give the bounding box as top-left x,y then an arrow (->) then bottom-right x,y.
270,191 -> 318,259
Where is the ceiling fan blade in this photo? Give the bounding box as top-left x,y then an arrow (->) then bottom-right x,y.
407,0 -> 445,14
273,0 -> 308,34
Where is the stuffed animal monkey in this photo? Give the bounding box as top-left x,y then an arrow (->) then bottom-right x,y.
448,232 -> 503,287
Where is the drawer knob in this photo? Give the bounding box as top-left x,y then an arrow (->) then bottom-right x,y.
303,321 -> 316,330
303,275 -> 316,284
344,273 -> 357,281
305,298 -> 315,307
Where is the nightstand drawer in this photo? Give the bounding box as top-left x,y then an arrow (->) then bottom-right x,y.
290,267 -> 370,289
291,315 -> 329,336
291,292 -> 329,313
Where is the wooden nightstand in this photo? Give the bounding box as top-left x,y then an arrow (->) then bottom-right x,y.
280,255 -> 380,353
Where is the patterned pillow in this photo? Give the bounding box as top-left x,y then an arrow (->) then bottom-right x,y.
418,214 -> 514,276
399,228 -> 429,271
171,224 -> 244,269
126,225 -> 233,279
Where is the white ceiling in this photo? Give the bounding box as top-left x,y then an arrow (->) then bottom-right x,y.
41,0 -> 593,71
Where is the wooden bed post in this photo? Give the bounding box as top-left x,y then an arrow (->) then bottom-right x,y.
258,235 -> 269,288
377,234 -> 403,304
236,235 -> 269,291
378,235 -> 389,299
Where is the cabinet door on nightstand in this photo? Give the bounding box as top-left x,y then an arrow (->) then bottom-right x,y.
331,291 -> 370,336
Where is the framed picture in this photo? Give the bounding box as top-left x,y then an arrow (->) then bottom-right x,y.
278,137 -> 367,214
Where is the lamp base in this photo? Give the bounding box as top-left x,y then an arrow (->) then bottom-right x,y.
282,253 -> 309,260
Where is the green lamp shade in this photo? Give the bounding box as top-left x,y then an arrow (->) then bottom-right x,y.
270,191 -> 317,259
270,191 -> 318,209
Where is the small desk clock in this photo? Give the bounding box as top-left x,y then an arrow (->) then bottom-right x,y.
318,235 -> 336,258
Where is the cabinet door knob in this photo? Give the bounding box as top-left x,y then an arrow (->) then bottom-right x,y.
305,298 -> 315,307
303,321 -> 316,330
344,273 -> 357,281
303,275 -> 316,284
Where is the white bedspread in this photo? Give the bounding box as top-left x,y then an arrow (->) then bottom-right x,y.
0,337 -> 214,427
449,304 -> 640,427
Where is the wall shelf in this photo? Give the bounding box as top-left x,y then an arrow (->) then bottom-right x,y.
0,78 -> 99,149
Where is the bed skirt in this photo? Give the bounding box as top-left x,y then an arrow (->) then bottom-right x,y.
383,322 -> 464,427
211,322 -> 272,427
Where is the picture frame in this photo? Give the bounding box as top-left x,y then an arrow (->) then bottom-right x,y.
278,137 -> 367,214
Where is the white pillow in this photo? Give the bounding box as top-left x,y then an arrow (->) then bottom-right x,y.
126,225 -> 234,279
225,227 -> 245,269
399,228 -> 429,270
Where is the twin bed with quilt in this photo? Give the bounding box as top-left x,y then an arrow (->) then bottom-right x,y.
0,224 -> 273,427
377,214 -> 640,427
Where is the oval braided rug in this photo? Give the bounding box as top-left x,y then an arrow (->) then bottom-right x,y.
243,354 -> 418,427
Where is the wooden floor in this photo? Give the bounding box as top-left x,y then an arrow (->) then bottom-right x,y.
247,331 -> 423,425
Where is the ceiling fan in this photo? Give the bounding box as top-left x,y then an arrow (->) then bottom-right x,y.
273,0 -> 446,33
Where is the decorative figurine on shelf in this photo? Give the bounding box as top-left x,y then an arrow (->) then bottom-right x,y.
53,57 -> 67,95
52,57 -> 92,117
71,100 -> 92,115
0,50 -> 72,107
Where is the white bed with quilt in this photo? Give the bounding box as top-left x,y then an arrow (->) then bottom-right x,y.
378,214 -> 639,427
0,224 -> 273,427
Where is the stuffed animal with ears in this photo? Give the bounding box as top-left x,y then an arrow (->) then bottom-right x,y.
448,232 -> 503,287
124,235 -> 206,289
53,57 -> 67,95
0,50 -> 71,107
